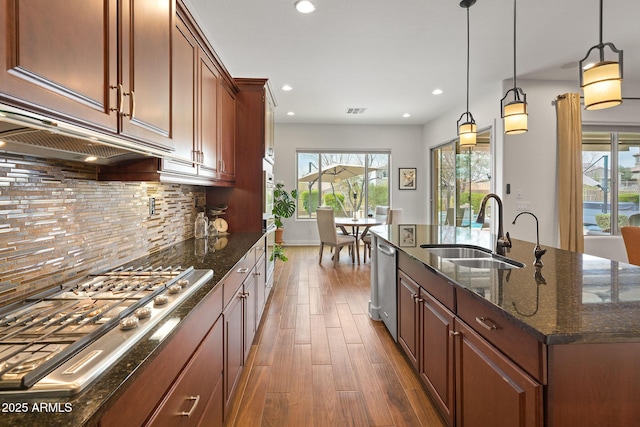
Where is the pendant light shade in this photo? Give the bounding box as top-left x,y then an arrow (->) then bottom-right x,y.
457,0 -> 477,148
501,0 -> 528,135
579,0 -> 623,110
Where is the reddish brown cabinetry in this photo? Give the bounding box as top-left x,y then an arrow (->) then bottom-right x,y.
218,79 -> 275,232
396,251 -> 542,427
101,238 -> 269,427
0,0 -> 174,150
164,11 -> 224,180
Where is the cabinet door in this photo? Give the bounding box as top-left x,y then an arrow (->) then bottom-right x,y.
119,0 -> 174,149
0,0 -> 118,130
264,92 -> 275,163
197,51 -> 220,178
420,290 -> 455,427
163,15 -> 198,175
145,316 -> 223,427
455,319 -> 542,427
224,287 -> 244,413
243,266 -> 257,360
218,80 -> 236,181
397,270 -> 420,369
255,254 -> 267,320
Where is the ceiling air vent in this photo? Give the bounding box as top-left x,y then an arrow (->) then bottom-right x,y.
346,108 -> 367,115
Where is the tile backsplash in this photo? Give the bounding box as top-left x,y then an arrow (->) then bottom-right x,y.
0,153 -> 205,306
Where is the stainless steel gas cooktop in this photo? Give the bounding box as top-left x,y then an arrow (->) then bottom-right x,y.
0,266 -> 213,397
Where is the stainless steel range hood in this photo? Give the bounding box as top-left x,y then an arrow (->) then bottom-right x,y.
0,105 -> 168,165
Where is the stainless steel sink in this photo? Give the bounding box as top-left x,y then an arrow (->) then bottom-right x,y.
420,244 -> 524,269
423,246 -> 492,259
448,258 -> 524,269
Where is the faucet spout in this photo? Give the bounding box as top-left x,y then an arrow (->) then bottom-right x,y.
476,193 -> 511,256
512,211 -> 547,266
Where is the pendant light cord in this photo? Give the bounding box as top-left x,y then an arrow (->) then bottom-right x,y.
513,0 -> 517,88
466,6 -> 470,114
598,0 -> 604,61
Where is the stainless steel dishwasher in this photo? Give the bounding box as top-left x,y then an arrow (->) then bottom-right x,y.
372,236 -> 397,341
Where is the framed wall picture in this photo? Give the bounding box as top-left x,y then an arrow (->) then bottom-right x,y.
399,167 -> 416,190
399,224 -> 416,247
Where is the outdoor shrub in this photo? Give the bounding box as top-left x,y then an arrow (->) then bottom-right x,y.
595,213 -> 629,231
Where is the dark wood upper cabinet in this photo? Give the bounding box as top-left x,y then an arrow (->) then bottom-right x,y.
118,0 -> 174,149
0,0 -> 118,130
0,0 -> 174,150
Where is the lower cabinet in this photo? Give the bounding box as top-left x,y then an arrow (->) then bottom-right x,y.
454,319 -> 541,427
420,288 -> 455,427
397,251 -> 542,427
101,238 -> 271,427
145,317 -> 224,427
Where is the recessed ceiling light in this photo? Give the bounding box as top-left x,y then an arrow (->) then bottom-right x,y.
85,156 -> 98,162
0,140 -> 6,147
287,111 -> 296,116
402,113 -> 411,118
282,84 -> 293,91
294,0 -> 315,13
432,89 -> 443,95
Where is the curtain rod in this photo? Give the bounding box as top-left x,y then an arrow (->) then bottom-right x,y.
552,95 -> 640,106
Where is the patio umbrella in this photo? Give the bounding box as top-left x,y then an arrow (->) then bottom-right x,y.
583,174 -> 601,188
298,163 -> 378,185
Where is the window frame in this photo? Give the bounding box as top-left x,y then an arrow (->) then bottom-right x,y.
295,149 -> 391,220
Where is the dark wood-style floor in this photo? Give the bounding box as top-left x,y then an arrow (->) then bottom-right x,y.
225,246 -> 447,427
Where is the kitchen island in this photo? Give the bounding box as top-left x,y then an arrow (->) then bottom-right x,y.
0,232 -> 266,427
371,224 -> 640,427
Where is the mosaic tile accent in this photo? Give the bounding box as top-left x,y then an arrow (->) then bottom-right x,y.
0,153 -> 205,306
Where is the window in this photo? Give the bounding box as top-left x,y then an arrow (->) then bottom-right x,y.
582,130 -> 640,235
431,129 -> 492,228
296,151 -> 390,218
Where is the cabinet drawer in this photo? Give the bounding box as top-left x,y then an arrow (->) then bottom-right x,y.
398,251 -> 455,311
456,289 -> 545,382
145,317 -> 224,427
223,248 -> 255,308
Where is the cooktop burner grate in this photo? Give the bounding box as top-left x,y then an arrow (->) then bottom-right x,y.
0,265 -> 213,396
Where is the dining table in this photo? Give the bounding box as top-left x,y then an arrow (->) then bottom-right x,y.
334,216 -> 384,264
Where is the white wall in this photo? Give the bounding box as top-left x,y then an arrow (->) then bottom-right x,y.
273,124 -> 424,245
423,78 -> 640,263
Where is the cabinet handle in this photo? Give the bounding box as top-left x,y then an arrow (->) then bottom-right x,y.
253,272 -> 261,276
121,90 -> 131,117
449,331 -> 461,337
109,85 -> 120,112
475,316 -> 498,331
237,268 -> 249,274
117,84 -> 125,114
178,395 -> 200,417
130,90 -> 136,118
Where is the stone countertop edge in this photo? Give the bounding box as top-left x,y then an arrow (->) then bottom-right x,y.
370,224 -> 640,346
0,232 -> 265,427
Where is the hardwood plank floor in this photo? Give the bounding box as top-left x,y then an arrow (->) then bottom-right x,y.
225,246 -> 447,427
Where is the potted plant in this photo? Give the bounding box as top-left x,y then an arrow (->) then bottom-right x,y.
272,182 -> 298,246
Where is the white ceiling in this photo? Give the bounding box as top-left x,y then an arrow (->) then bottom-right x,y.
183,0 -> 640,125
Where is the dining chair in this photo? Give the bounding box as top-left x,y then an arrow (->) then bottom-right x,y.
621,226 -> 640,266
629,213 -> 640,227
362,207 -> 403,262
316,208 -> 356,266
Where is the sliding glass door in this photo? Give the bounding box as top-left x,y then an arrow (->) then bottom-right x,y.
431,130 -> 492,228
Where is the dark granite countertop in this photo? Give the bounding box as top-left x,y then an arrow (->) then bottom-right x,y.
372,224 -> 640,346
0,232 -> 265,427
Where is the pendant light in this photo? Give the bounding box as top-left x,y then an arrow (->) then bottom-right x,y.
579,0 -> 623,110
457,0 -> 477,148
500,0 -> 528,135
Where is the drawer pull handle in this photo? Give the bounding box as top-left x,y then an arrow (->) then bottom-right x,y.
475,316 -> 498,331
237,268 -> 249,274
179,395 -> 200,417
449,331 -> 461,337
